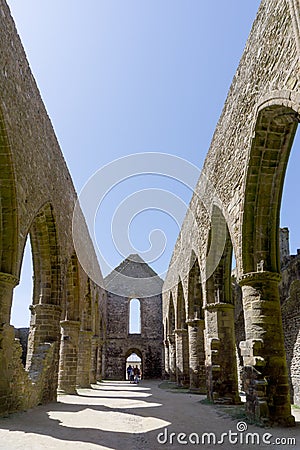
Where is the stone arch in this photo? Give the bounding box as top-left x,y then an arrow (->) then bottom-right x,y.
25,203 -> 61,345
81,278 -> 92,331
64,252 -> 80,321
0,110 -> 18,279
242,105 -> 298,274
167,292 -> 176,381
29,203 -> 61,306
175,280 -> 189,386
77,278 -> 93,387
187,253 -> 203,320
0,109 -> 21,414
206,204 -> 233,306
125,347 -> 142,379
204,204 -> 239,403
168,293 -> 175,335
187,253 -> 206,392
58,253 -> 81,394
176,280 -> 187,330
239,104 -> 298,425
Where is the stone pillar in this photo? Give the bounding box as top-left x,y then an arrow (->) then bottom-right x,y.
26,304 -> 62,369
239,271 -> 295,426
58,320 -> 80,394
77,330 -> 93,387
204,302 -> 239,403
164,339 -> 170,379
0,272 -> 19,324
175,328 -> 189,387
0,272 -> 19,415
187,318 -> 206,393
167,334 -> 176,381
96,341 -> 104,381
25,303 -> 62,402
90,335 -> 99,384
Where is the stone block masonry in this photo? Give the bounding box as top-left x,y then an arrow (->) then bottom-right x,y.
163,0 -> 300,426
0,0 -> 106,416
104,255 -> 163,380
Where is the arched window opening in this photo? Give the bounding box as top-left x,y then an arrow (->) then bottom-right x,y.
188,256 -> 203,320
129,298 -> 141,334
206,205 -> 233,305
11,236 -> 33,365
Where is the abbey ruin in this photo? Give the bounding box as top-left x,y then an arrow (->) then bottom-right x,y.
0,0 -> 299,428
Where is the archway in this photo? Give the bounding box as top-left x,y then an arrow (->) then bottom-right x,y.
204,204 -> 239,403
125,348 -> 142,380
175,280 -> 189,386
11,236 -> 33,366
25,203 -> 62,402
58,253 -> 80,393
187,255 -> 206,392
167,293 -> 176,381
240,104 -> 298,425
77,278 -> 93,387
0,109 -> 18,415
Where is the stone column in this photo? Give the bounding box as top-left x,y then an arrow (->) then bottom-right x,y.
239,271 -> 295,426
58,320 -> 80,394
164,339 -> 170,379
167,334 -> 176,381
0,272 -> 19,415
26,304 -> 62,369
204,302 -> 239,403
0,272 -> 19,324
187,318 -> 206,393
77,330 -> 93,387
25,303 -> 62,402
175,328 -> 189,387
90,335 -> 99,384
96,341 -> 104,381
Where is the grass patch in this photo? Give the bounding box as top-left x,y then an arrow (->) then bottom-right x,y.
158,381 -> 190,394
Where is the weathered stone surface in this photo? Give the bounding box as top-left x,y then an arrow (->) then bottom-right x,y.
0,0 -> 106,416
104,255 -> 163,380
163,0 -> 299,425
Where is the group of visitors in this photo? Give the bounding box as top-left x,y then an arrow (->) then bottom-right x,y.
127,364 -> 141,384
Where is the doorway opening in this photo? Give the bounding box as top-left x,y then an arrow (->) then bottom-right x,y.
126,351 -> 142,380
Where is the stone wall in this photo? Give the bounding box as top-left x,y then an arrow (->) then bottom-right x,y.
279,240 -> 300,406
0,0 -> 106,416
163,0 -> 300,425
104,255 -> 163,380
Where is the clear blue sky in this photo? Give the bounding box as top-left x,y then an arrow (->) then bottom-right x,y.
7,0 -> 299,327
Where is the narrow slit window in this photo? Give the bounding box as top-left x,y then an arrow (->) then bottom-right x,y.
129,298 -> 141,334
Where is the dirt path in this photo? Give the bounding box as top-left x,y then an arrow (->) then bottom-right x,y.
0,380 -> 299,449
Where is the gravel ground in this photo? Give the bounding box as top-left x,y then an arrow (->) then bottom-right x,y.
0,380 -> 299,450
